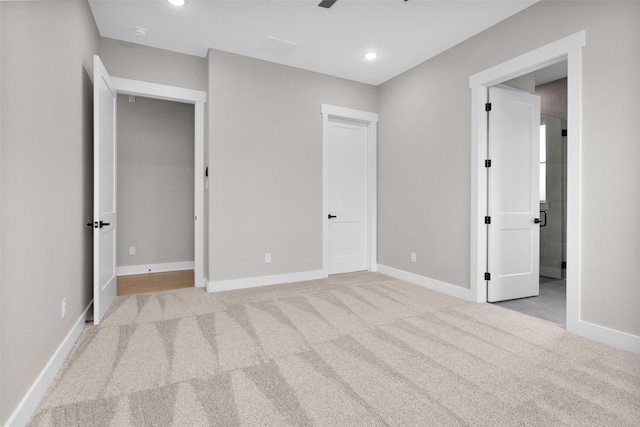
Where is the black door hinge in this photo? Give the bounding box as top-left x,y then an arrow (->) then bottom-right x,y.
484,272 -> 491,281
562,129 -> 567,137
484,216 -> 491,224
485,159 -> 492,168
485,103 -> 492,112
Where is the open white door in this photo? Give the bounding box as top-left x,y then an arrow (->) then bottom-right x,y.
93,55 -> 117,324
487,86 -> 541,302
328,118 -> 368,274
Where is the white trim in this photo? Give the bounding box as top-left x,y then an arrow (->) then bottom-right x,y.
116,261 -> 195,276
321,104 -> 378,276
111,78 -> 206,104
564,41 -> 583,335
111,77 -> 207,289
321,104 -> 378,123
193,100 -> 205,287
5,302 -> 92,427
377,264 -> 473,302
469,31 -> 586,88
539,266 -> 563,279
571,319 -> 640,355
206,270 -> 326,293
469,31 -> 586,306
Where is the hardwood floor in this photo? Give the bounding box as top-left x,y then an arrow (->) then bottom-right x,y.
117,270 -> 194,296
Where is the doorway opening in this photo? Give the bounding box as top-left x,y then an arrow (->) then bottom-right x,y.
489,64 -> 568,326
321,104 -> 378,276
469,31 -> 585,334
115,94 -> 195,296
111,78 -> 206,291
92,57 -> 206,324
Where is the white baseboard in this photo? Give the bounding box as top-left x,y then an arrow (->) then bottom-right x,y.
376,264 -> 473,301
116,261 -> 194,276
569,318 -> 640,355
377,264 -> 639,354
207,270 -> 326,293
540,265 -> 563,279
5,302 -> 92,427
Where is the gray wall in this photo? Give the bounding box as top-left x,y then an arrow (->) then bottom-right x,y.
3,1 -> 640,422
378,1 -> 640,336
0,1 -> 99,423
100,38 -> 206,92
0,3 -> 3,421
206,49 -> 378,282
537,77 -> 568,120
117,95 -> 194,268
0,3 -> 3,418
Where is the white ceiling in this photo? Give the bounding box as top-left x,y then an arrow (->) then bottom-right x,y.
89,0 -> 539,86
535,60 -> 567,86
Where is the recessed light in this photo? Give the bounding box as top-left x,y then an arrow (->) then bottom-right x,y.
364,52 -> 378,61
168,0 -> 186,6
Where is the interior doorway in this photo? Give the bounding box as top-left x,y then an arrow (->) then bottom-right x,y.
489,64 -> 568,326
115,94 -> 195,295
469,31 -> 585,334
92,57 -> 206,323
327,117 -> 369,275
321,104 -> 378,276
111,77 -> 206,292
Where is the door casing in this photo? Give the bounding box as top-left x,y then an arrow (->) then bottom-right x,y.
321,104 -> 378,276
112,77 -> 207,287
469,31 -> 585,332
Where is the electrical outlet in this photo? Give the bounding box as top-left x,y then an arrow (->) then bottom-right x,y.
410,252 -> 417,263
129,246 -> 136,256
61,298 -> 67,319
265,253 -> 271,264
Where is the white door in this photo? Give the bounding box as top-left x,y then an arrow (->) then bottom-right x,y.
328,118 -> 368,274
487,86 -> 541,302
93,55 -> 117,324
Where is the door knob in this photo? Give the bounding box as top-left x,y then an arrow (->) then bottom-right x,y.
328,214 -> 337,219
99,221 -> 111,228
534,218 -> 541,224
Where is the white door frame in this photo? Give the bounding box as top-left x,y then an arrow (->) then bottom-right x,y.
321,104 -> 378,276
113,77 -> 207,287
469,31 -> 585,331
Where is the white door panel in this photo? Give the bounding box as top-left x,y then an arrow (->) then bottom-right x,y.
328,119 -> 367,275
93,55 -> 117,324
488,86 -> 540,302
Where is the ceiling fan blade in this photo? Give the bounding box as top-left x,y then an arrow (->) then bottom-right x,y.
318,0 -> 338,8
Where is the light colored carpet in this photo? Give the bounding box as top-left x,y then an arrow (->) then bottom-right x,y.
29,272 -> 640,426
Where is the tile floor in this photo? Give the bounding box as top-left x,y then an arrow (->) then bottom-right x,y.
491,276 -> 566,327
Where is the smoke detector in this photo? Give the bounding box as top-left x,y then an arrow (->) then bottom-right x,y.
133,27 -> 147,37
